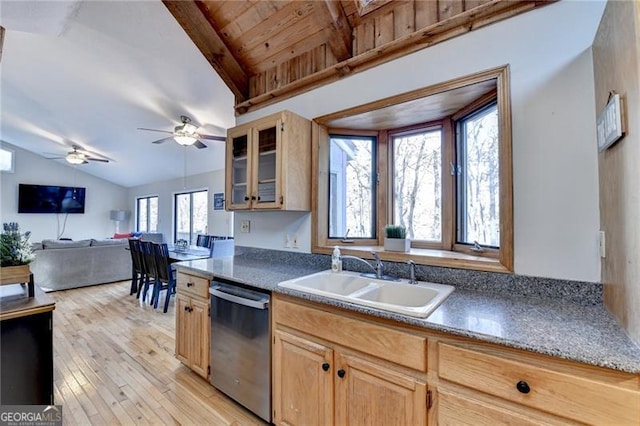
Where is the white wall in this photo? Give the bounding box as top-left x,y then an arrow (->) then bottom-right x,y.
127,169 -> 232,243
0,142 -> 129,241
235,1 -> 605,283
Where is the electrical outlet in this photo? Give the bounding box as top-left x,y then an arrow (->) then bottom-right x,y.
599,230 -> 606,258
240,220 -> 250,233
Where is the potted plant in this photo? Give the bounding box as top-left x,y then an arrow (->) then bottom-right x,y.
383,224 -> 410,252
0,222 -> 36,284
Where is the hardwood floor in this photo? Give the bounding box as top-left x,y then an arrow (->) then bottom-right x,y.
49,281 -> 267,426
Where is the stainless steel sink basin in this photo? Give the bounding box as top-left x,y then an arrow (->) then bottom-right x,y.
278,270 -> 454,318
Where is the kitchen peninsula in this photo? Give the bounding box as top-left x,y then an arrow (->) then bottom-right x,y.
173,249 -> 640,425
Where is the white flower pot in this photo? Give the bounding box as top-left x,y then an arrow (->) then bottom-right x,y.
384,238 -> 410,252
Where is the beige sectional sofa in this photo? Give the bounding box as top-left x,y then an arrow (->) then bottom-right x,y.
30,238 -> 132,292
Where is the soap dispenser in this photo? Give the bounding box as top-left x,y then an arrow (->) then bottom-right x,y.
331,246 -> 342,273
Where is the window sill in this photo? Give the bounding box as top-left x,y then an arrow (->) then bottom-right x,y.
313,245 -> 512,274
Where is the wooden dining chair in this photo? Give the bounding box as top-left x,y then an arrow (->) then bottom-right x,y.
196,234 -> 210,248
151,243 -> 177,313
128,238 -> 145,296
137,240 -> 157,303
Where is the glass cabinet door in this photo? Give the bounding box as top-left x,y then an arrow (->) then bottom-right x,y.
252,120 -> 280,208
228,131 -> 251,209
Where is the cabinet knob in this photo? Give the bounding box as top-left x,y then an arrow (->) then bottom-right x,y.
244,196 -> 250,201
516,380 -> 530,394
337,369 -> 345,378
186,282 -> 194,287
322,363 -> 330,372
251,195 -> 257,200
184,306 -> 189,312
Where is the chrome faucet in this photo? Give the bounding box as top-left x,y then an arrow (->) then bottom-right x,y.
340,251 -> 399,281
407,260 -> 418,284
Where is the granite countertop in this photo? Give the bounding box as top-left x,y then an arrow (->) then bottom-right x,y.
174,256 -> 640,374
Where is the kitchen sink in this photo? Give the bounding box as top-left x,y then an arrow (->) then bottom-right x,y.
277,270 -> 379,296
278,270 -> 454,318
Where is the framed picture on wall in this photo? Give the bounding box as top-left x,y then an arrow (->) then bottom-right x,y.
213,193 -> 224,210
597,93 -> 626,152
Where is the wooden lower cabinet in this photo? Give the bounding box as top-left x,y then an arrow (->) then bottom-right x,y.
175,292 -> 210,379
335,353 -> 427,426
272,294 -> 640,426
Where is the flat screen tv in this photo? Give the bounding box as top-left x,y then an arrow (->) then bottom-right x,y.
18,184 -> 86,214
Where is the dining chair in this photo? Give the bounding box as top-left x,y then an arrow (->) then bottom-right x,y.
128,238 -> 145,296
152,243 -> 177,313
137,240 -> 157,303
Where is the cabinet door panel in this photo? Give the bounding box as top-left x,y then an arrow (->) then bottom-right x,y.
190,298 -> 210,379
226,126 -> 252,210
437,388 -> 552,426
335,353 -> 426,426
175,294 -> 190,364
273,330 -> 333,426
252,118 -> 281,209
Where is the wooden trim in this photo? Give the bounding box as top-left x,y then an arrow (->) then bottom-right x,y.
235,1 -> 550,114
0,26 -> 4,64
0,303 -> 55,321
441,118 -> 455,251
377,129 -> 389,244
162,1 -> 249,102
497,67 -> 514,271
313,1 -> 353,62
451,88 -> 498,121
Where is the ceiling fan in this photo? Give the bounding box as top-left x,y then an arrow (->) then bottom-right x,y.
44,145 -> 109,165
138,115 -> 226,149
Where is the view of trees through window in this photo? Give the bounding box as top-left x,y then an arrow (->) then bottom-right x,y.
329,136 -> 375,239
392,129 -> 441,241
137,196 -> 158,232
457,103 -> 500,247
175,190 -> 208,244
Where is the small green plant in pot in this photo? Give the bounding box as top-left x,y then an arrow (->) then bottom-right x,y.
383,224 -> 410,252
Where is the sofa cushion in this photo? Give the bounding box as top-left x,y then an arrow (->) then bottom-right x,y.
42,239 -> 92,249
113,232 -> 134,239
91,238 -> 128,247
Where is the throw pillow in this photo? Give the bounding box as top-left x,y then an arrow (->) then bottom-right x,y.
113,232 -> 133,239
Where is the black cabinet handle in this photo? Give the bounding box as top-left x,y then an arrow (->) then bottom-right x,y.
186,282 -> 194,287
184,306 -> 189,312
244,196 -> 250,201
337,369 -> 345,378
322,363 -> 330,372
516,380 -> 530,394
251,195 -> 257,200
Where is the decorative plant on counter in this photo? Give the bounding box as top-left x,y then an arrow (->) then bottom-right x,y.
383,224 -> 407,239
383,224 -> 410,252
0,222 -> 36,266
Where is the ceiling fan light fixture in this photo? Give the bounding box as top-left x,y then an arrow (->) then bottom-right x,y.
182,122 -> 198,134
174,135 -> 197,146
66,152 -> 86,164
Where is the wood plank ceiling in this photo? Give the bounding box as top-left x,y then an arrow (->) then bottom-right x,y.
163,0 -> 553,115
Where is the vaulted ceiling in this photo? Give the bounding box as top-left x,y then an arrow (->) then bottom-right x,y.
163,0 -> 554,114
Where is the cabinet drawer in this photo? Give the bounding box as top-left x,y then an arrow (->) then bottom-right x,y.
274,297 -> 427,371
438,343 -> 640,425
176,272 -> 209,299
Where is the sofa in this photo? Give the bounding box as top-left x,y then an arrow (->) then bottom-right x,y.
30,238 -> 132,292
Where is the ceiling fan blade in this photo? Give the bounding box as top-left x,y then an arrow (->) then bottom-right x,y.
193,140 -> 207,149
197,134 -> 226,141
138,127 -> 174,134
151,136 -> 174,144
86,157 -> 109,163
43,156 -> 65,160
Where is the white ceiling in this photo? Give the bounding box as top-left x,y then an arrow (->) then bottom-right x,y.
0,0 -> 235,188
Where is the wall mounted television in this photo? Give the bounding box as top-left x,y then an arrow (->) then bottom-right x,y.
18,184 -> 86,214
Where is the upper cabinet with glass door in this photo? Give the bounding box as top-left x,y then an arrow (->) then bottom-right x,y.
225,110 -> 311,211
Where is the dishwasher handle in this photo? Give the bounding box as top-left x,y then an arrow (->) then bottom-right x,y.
209,286 -> 269,310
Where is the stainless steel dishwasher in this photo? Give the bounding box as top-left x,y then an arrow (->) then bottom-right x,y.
209,282 -> 271,422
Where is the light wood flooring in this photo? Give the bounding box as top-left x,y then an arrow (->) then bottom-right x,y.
49,281 -> 267,426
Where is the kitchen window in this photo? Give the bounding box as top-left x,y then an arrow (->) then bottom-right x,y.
313,66 -> 512,272
136,196 -> 158,232
174,190 -> 208,244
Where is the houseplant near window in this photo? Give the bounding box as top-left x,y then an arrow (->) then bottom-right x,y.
0,222 -> 36,285
383,224 -> 410,252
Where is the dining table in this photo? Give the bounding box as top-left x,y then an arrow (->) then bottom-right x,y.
167,246 -> 211,263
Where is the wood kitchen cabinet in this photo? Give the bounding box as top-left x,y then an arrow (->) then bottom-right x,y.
175,271 -> 210,379
225,110 -> 311,211
272,293 -> 640,426
272,294 -> 428,425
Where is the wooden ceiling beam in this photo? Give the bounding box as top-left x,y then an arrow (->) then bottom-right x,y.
312,1 -> 353,62
0,27 -> 4,64
162,0 -> 249,102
